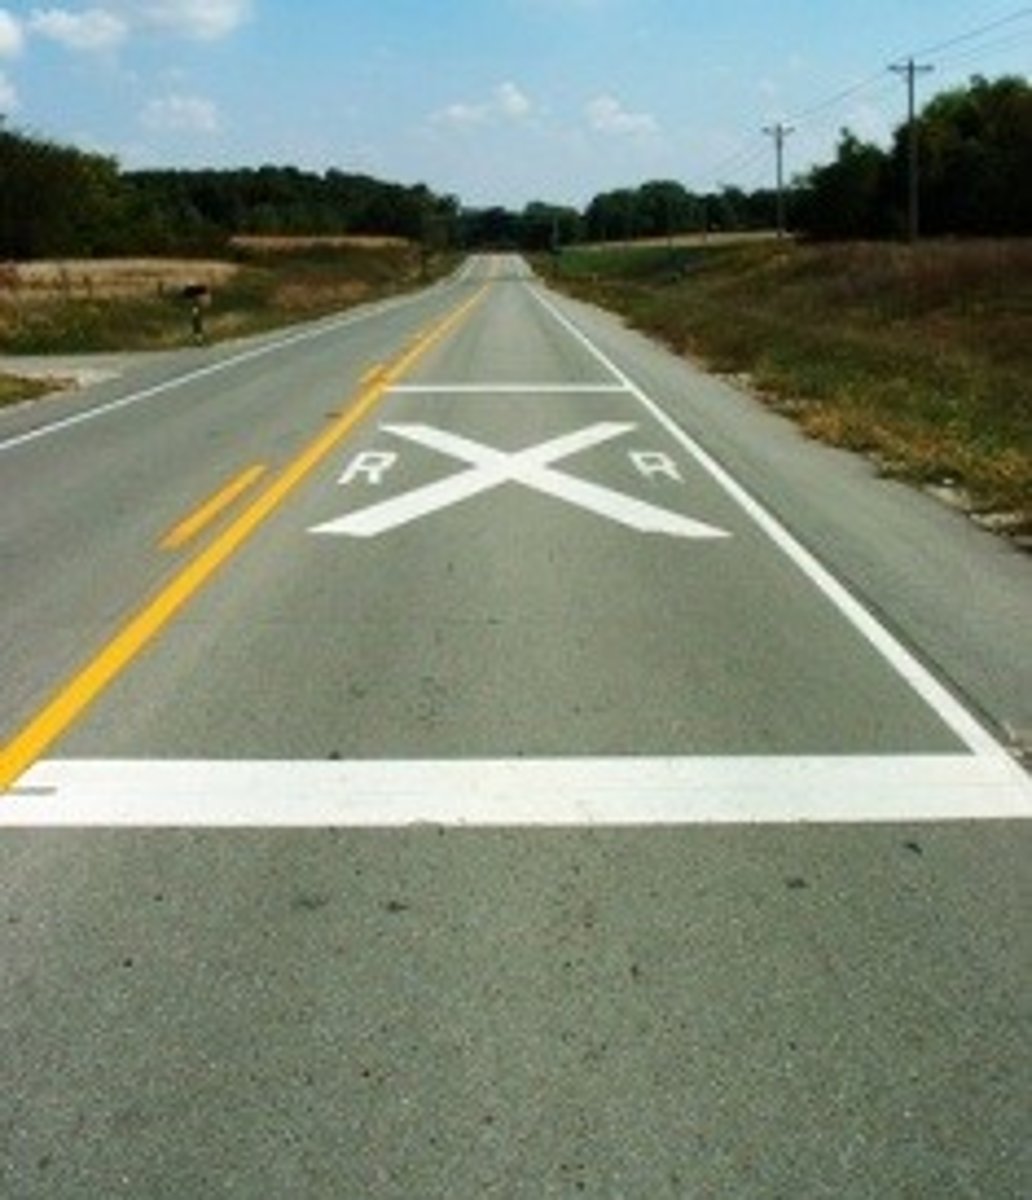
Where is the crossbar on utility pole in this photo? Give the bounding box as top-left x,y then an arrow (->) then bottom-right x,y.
890,57 -> 934,242
762,123 -> 795,239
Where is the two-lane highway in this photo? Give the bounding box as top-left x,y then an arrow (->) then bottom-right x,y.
1,256 -> 1030,1196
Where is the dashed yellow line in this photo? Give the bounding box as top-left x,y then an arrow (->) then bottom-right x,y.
160,464 -> 267,551
0,286 -> 487,792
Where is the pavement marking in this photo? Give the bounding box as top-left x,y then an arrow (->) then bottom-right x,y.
0,287 -> 488,793
359,363 -> 386,386
0,291 -> 433,456
160,463 -> 267,550
527,284 -> 1026,776
338,450 -> 398,486
311,421 -> 730,540
4,754 -> 1030,826
631,451 -> 683,482
387,383 -> 628,394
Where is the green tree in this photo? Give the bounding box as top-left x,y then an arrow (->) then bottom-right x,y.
584,189 -> 642,241
636,181 -> 703,238
0,122 -> 127,257
795,75 -> 1032,239
914,75 -> 1032,235
519,202 -> 582,250
796,130 -> 891,239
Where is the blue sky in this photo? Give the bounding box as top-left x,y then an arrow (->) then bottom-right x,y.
1,1 -> 1029,207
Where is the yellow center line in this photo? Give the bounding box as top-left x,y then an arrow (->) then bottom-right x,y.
160,464 -> 268,551
0,285 -> 487,792
359,363 -> 385,386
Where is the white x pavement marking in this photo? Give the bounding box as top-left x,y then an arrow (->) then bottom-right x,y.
310,422 -> 731,539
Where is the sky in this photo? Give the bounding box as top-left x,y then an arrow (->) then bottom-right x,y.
0,1 -> 1029,208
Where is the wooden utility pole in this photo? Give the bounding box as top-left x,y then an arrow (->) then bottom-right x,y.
890,58 -> 934,242
762,123 -> 795,238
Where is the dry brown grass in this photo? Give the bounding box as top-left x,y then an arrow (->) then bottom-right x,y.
0,373 -> 54,408
578,231 -> 778,253
273,279 -> 370,310
0,258 -> 239,300
0,240 -> 450,354
558,237 -> 1032,532
230,235 -> 411,253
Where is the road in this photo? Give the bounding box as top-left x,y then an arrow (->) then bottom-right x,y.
1,255 -> 1030,1196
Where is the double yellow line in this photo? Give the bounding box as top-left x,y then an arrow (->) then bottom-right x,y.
0,286 -> 487,792
160,464 -> 269,551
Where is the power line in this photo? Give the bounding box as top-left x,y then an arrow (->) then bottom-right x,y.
716,150 -> 773,192
780,8 -> 1030,133
783,76 -> 902,177
791,28 -> 1029,160
934,27 -> 1032,73
911,5 -> 1032,58
706,135 -> 770,178
698,9 -> 1030,194
785,70 -> 889,125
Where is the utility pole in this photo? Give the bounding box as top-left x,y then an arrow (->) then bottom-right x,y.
890,57 -> 933,242
762,123 -> 794,238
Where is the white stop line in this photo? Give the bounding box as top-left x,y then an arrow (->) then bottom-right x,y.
310,421 -> 730,539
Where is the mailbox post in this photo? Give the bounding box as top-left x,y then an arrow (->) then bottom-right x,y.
181,283 -> 210,344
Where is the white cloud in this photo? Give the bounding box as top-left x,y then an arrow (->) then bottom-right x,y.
29,8 -> 129,52
434,80 -> 534,129
437,100 -> 489,128
141,92 -> 219,133
0,9 -> 24,57
495,81 -> 532,119
127,0 -> 252,41
0,67 -> 17,109
585,94 -> 658,137
27,2 -> 250,53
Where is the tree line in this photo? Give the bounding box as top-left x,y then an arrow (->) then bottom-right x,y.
444,75 -> 1031,247
795,75 -> 1031,239
0,124 -> 460,258
554,74 -> 1029,244
0,74 -> 1028,259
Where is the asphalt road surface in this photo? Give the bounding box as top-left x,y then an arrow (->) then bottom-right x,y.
2,256 -> 1030,1197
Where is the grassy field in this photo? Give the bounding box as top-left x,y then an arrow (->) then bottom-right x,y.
229,234 -> 411,252
0,238 -> 450,355
0,373 -> 53,409
554,238 -> 1032,534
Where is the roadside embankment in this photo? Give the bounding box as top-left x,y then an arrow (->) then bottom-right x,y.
552,238 -> 1032,539
0,239 -> 452,357
0,373 -> 52,409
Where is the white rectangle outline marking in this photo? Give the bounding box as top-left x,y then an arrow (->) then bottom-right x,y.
526,284 -> 1028,783
5,755 -> 1030,825
5,273 -> 1028,825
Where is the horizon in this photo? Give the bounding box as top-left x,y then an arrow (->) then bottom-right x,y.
1,2 -> 1030,208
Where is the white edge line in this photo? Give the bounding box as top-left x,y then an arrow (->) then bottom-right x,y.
0,288 -> 437,455
387,383 -> 629,394
526,285 -> 1028,779
4,755 -> 1030,826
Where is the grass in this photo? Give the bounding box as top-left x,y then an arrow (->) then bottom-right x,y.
0,374 -> 53,408
0,240 -> 454,355
553,238 -> 1032,532
6,258 -> 239,299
